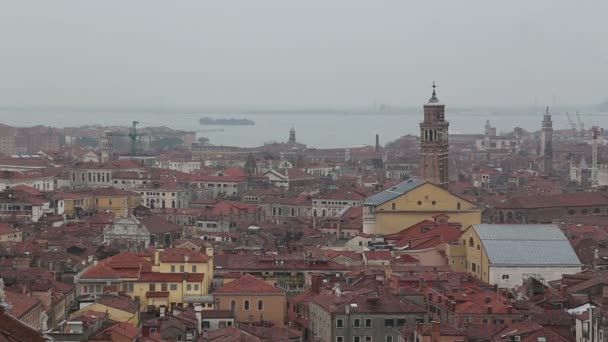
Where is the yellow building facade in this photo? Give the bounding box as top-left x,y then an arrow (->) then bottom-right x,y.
125,248 -> 215,310
363,180 -> 481,235
446,225 -> 490,281
56,188 -> 140,217
78,248 -> 214,312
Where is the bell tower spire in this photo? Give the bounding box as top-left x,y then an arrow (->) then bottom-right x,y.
420,82 -> 449,189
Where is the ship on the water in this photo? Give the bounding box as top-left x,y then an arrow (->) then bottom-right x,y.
199,117 -> 255,126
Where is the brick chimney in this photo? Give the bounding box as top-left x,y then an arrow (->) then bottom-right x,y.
311,274 -> 322,294
430,321 -> 440,342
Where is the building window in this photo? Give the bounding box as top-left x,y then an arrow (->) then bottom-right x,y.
391,203 -> 396,210
385,337 -> 393,342
171,265 -> 176,272
465,316 -> 472,323
336,319 -> 344,328
337,338 -> 344,342
397,319 -> 406,326
149,284 -> 156,291
482,317 -> 489,324
476,244 -> 480,250
186,284 -> 192,291
194,284 -> 199,291
502,274 -> 509,280
180,265 -> 185,272
353,338 -> 361,342
258,300 -> 263,310
365,318 -> 372,328
417,201 -> 422,205
170,284 -> 177,291
365,337 -> 372,342
384,319 -> 394,327
457,202 -> 461,210
230,300 -> 236,311
471,263 -> 477,272
161,283 -> 168,291
192,265 -> 197,272
469,237 -> 474,247
244,300 -> 250,311
353,318 -> 361,327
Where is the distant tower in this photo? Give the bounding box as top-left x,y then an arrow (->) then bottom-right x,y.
420,83 -> 449,189
289,126 -> 296,144
592,126 -> 599,186
244,153 -> 257,175
100,131 -> 113,163
540,106 -> 553,173
375,134 -> 380,152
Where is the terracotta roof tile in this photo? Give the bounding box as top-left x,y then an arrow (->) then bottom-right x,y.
213,274 -> 284,294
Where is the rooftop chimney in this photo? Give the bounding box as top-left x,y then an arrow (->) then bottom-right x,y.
311,274 -> 322,294
430,321 -> 441,341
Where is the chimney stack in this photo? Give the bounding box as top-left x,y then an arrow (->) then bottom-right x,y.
430,321 -> 441,342
195,305 -> 203,333
311,274 -> 322,294
375,134 -> 380,152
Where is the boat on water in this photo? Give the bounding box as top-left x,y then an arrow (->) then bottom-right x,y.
199,117 -> 255,126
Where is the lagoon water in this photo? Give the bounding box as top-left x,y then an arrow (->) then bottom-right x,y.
1,107 -> 605,148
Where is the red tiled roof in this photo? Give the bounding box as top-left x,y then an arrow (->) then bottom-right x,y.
5,291 -> 40,319
496,192 -> 608,209
105,322 -> 141,339
140,215 -> 182,234
213,274 -> 284,294
10,185 -> 43,196
159,248 -> 209,263
97,295 -> 139,313
364,250 -> 392,260
0,306 -> 45,342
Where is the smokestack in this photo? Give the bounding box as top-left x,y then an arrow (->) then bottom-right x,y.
375,134 -> 380,152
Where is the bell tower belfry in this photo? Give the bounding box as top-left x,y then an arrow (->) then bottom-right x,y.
420,83 -> 449,189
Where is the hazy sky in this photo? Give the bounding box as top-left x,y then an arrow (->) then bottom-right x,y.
1,1 -> 607,108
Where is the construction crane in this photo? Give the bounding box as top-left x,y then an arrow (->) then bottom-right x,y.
576,111 -> 585,137
592,126 -> 600,187
98,121 -> 144,158
565,112 -> 577,131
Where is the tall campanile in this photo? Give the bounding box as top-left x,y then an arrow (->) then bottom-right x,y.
540,106 -> 553,173
420,83 -> 449,189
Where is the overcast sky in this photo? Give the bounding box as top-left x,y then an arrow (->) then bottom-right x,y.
1,0 -> 606,108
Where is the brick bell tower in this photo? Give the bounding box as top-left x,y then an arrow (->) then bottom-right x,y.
420,82 -> 449,189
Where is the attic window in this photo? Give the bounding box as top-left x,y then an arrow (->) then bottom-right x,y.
417,201 -> 422,206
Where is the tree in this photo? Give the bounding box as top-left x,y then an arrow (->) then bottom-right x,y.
75,136 -> 98,148
150,137 -> 183,150
197,136 -> 210,145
